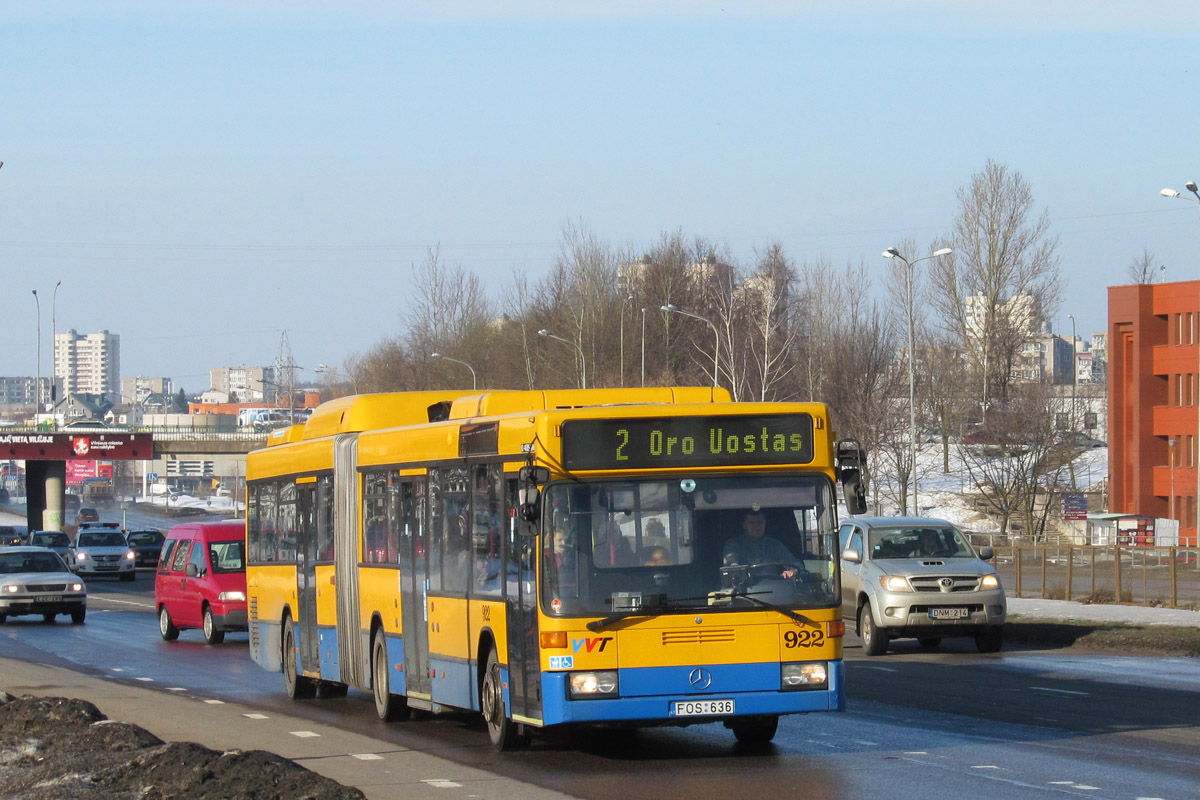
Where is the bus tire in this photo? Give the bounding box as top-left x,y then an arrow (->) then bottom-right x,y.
729,714 -> 779,745
159,606 -> 179,641
481,647 -> 526,750
860,601 -> 888,656
372,630 -> 409,721
283,617 -> 316,699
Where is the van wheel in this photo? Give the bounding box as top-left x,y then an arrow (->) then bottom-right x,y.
372,631 -> 409,721
859,601 -> 889,656
283,617 -> 316,699
481,648 -> 527,750
202,606 -> 225,644
159,607 -> 179,641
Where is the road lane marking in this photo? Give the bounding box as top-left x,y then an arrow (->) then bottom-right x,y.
136,677 -> 154,682
423,779 -> 463,788
167,688 -> 187,692
243,713 -> 268,719
290,731 -> 320,738
1030,686 -> 1089,696
352,753 -> 384,760
203,699 -> 225,705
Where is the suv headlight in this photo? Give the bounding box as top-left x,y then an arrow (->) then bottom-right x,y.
880,575 -> 911,592
568,671 -> 618,699
980,574 -> 1001,590
782,662 -> 827,690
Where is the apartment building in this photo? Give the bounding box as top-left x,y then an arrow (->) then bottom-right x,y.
54,329 -> 120,400
1108,279 -> 1199,546
210,366 -> 277,403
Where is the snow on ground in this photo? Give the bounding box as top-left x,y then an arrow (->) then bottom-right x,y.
868,441 -> 1108,533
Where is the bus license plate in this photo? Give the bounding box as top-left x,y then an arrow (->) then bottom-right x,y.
672,699 -> 734,717
37,595 -> 62,603
929,607 -> 968,620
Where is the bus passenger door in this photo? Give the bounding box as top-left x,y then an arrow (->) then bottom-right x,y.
296,482 -> 320,675
505,478 -> 542,723
401,479 -> 431,700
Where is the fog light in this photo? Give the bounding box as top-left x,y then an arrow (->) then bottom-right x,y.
568,670 -> 618,699
782,662 -> 827,690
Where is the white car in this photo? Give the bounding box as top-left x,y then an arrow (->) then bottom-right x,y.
72,527 -> 136,581
0,546 -> 87,624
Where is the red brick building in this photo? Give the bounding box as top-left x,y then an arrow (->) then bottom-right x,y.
1108,280 -> 1199,545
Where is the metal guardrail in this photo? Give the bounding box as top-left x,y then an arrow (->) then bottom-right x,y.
2,424 -> 270,443
993,545 -> 1200,610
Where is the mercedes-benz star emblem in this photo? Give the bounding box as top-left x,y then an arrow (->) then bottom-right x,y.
688,667 -> 713,689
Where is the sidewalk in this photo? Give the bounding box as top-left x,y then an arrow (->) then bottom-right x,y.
1008,596 -> 1200,628
0,657 -> 575,800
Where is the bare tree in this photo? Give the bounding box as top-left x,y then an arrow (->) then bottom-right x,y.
1125,246 -> 1159,284
740,243 -> 800,401
929,160 -> 1062,408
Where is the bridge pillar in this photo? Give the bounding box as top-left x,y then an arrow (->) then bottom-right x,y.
25,460 -> 66,533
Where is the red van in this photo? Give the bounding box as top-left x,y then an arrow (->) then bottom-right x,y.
155,520 -> 247,644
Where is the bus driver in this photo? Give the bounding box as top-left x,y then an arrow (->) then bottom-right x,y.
722,509 -> 798,579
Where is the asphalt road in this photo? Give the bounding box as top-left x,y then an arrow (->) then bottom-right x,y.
3,570 -> 1199,800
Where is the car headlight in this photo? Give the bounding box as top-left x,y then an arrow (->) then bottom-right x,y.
880,575 -> 911,592
980,574 -> 1001,590
70,583 -> 84,592
125,550 -> 136,560
568,670 -> 618,699
76,552 -> 87,562
218,591 -> 246,602
782,662 -> 828,690
2,584 -> 18,594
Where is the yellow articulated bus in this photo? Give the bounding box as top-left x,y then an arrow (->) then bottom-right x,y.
245,387 -> 868,749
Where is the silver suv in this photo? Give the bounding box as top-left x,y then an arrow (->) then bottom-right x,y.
838,517 -> 1006,655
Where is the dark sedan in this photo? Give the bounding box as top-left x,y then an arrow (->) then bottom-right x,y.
125,530 -> 166,568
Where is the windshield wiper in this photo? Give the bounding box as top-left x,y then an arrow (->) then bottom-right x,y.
718,589 -> 818,627
586,594 -> 711,631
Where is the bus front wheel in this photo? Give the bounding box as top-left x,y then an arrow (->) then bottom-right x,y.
372,631 -> 409,721
481,648 -> 526,750
283,617 -> 316,699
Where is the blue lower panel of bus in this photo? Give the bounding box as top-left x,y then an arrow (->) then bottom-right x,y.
380,632 -> 408,696
430,656 -> 477,711
317,626 -> 341,682
540,660 -> 844,725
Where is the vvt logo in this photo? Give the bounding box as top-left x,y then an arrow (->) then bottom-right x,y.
571,636 -> 613,653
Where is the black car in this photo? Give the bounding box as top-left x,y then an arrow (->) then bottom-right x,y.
125,530 -> 166,567
0,527 -> 22,547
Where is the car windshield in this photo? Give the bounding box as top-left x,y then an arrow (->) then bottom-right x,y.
867,526 -> 974,559
128,532 -> 163,546
32,533 -> 70,547
209,540 -> 245,573
540,474 -> 839,617
0,552 -> 65,573
77,532 -> 127,548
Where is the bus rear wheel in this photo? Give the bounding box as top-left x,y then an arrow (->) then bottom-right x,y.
372,631 -> 409,721
481,648 -> 526,750
283,617 -> 316,699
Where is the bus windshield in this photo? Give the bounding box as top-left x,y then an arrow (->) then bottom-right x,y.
540,474 -> 839,617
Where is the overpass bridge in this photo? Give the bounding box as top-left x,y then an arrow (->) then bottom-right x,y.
2,425 -> 273,533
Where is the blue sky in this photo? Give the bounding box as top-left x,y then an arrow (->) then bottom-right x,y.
3,2 -> 1199,392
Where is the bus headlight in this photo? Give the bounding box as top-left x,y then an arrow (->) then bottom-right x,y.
568,670 -> 618,699
782,662 -> 828,690
980,574 -> 1000,590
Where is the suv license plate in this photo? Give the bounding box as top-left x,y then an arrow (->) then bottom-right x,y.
929,607 -> 969,620
37,595 -> 62,603
672,699 -> 734,717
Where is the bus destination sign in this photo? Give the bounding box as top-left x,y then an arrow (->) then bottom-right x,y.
561,414 -> 814,470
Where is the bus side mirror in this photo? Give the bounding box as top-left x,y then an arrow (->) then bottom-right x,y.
517,466 -> 550,525
835,439 -> 868,516
841,470 -> 867,516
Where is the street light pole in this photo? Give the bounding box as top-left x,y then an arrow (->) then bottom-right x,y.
431,353 -> 477,390
1161,181 -> 1200,541
882,246 -> 953,516
31,289 -> 41,417
538,330 -> 587,389
51,280 -> 61,406
660,304 -> 719,388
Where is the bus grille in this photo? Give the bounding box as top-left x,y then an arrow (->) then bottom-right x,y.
661,629 -> 735,646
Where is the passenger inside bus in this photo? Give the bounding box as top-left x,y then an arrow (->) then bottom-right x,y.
592,522 -> 635,568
